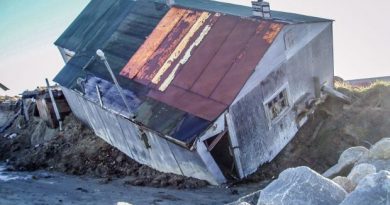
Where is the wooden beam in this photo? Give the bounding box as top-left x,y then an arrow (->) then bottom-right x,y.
207,130 -> 227,152
0,83 -> 9,91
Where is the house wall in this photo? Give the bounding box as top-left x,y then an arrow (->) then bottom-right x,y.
229,22 -> 334,176
61,87 -> 223,185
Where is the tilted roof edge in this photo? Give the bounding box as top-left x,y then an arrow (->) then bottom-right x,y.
172,0 -> 333,23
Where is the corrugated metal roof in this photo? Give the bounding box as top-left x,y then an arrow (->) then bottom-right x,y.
54,1 -> 209,145
53,0 -> 320,146
120,7 -> 284,121
55,0 -> 134,53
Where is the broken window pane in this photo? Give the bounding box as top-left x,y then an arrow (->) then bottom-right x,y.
265,89 -> 289,121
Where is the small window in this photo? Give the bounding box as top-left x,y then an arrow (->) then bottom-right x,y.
264,88 -> 290,122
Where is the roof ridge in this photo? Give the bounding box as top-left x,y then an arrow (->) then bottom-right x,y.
172,0 -> 332,23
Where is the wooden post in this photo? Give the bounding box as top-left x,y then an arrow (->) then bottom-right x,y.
45,79 -> 63,131
322,84 -> 352,104
313,76 -> 321,99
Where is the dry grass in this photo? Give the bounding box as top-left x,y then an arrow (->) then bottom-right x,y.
335,80 -> 390,93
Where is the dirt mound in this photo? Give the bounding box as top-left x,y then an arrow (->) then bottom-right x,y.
0,113 -> 207,189
243,81 -> 390,183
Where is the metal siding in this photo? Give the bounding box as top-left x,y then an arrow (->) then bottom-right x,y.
77,93 -> 115,145
144,131 -> 183,175
196,141 -> 226,184
96,105 -> 133,156
83,100 -> 112,146
230,73 -> 290,176
78,100 -> 216,182
61,87 -> 89,125
167,141 -> 219,185
230,23 -> 334,177
64,89 -> 206,178
116,116 -> 150,165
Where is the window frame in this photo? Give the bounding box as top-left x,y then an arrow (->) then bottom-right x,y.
262,83 -> 292,128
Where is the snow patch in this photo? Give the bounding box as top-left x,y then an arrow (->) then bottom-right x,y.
0,164 -> 31,182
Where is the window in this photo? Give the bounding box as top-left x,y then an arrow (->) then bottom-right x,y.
264,87 -> 290,123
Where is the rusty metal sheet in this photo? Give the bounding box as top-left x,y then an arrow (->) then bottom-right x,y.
189,18 -> 259,98
153,13 -> 220,91
120,7 -> 187,79
210,22 -> 284,104
152,12 -> 211,87
172,15 -> 239,90
148,85 -> 227,121
116,9 -> 283,122
134,10 -> 202,85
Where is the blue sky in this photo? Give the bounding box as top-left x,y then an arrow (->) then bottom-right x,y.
0,0 -> 89,95
0,0 -> 389,95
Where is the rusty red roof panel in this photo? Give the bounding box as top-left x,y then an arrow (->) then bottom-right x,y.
120,7 -> 187,79
150,12 -> 221,90
119,6 -> 284,121
210,22 -> 283,104
172,15 -> 239,90
189,19 -> 259,98
135,10 -> 202,85
148,85 -> 227,121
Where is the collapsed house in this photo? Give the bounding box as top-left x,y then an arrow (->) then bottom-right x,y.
53,0 -> 334,184
21,87 -> 71,128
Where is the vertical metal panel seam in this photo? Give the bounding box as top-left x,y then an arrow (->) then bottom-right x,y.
158,22 -> 213,91
207,21 -> 261,98
225,111 -> 244,178
166,140 -> 186,176
115,115 -> 136,159
185,16 -> 241,90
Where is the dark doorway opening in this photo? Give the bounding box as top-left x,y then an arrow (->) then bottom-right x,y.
204,132 -> 238,180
